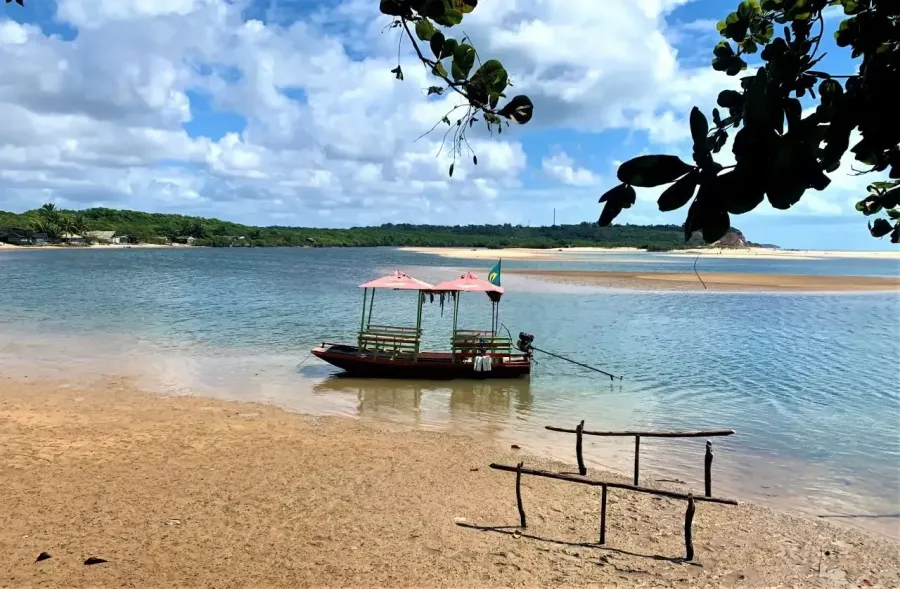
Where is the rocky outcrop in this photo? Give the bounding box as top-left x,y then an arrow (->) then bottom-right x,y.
687,228 -> 752,247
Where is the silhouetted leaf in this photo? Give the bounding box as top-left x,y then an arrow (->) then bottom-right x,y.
887,209 -> 900,220
473,155 -> 478,165
891,225 -> 900,244
690,107 -> 709,146
497,95 -> 533,125
617,155 -> 694,188
451,44 -> 476,81
415,19 -> 436,41
449,163 -> 454,177
597,184 -> 636,227
657,170 -> 699,212
427,86 -> 444,96
713,169 -> 765,214
390,66 -> 404,81
703,208 -> 731,243
430,32 -> 446,59
869,218 -> 892,238
379,0 -> 406,16
717,90 -> 743,109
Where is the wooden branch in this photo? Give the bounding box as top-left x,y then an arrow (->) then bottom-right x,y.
684,494 -> 696,561
633,435 -> 641,486
488,464 -> 738,505
515,461 -> 526,528
599,484 -> 608,545
545,426 -> 734,438
576,420 -> 586,476
704,441 -> 713,498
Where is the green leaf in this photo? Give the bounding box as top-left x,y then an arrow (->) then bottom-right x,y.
430,32 -> 446,59
427,86 -> 444,96
390,65 -> 404,81
434,7 -> 463,27
617,155 -> 695,188
689,107 -> 709,147
740,39 -> 758,54
869,218 -> 892,238
449,0 -> 477,13
469,60 -> 509,105
886,209 -> 900,220
443,38 -> 459,57
451,43 -> 476,81
713,41 -> 734,58
657,170 -> 699,212
716,20 -> 727,33
432,62 -> 448,78
497,95 -> 533,125
415,18 -> 436,41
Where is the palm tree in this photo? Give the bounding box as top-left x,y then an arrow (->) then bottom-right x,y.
71,214 -> 90,238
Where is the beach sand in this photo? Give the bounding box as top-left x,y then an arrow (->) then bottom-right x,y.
401,246 -> 900,262
507,270 -> 900,292
2,376 -> 898,588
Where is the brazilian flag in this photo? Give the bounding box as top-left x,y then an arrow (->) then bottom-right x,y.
488,259 -> 501,286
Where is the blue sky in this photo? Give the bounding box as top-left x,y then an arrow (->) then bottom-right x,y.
0,0 -> 893,250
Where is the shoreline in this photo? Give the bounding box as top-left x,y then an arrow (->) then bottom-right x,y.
400,246 -> 900,262
507,269 -> 900,292
0,243 -> 192,251
2,377 -> 898,588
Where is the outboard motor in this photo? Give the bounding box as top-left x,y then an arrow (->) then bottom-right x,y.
517,332 -> 535,357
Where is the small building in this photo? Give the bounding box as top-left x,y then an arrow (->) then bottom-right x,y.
174,236 -> 197,245
0,228 -> 48,245
85,230 -> 116,243
59,232 -> 85,245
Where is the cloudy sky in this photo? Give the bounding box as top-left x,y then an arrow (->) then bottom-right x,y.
0,0 -> 893,249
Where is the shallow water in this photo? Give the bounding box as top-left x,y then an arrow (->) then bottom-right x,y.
1,247 -> 898,537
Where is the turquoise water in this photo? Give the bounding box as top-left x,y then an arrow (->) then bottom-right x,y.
1,247 -> 898,536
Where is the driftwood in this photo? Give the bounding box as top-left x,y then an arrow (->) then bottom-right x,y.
545,426 -> 734,438
684,494 -> 696,561
489,464 -> 738,505
704,441 -> 713,498
575,420 -> 586,476
515,461 -> 526,528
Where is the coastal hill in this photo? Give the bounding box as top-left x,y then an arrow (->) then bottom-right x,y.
0,206 -> 761,250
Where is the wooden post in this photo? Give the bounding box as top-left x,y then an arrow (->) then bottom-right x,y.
576,420 -> 586,476
704,440 -> 713,498
599,483 -> 608,545
684,494 -> 696,561
516,461 -> 526,528
633,435 -> 641,486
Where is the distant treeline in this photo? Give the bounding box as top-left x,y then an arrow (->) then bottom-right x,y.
0,206 -> 745,250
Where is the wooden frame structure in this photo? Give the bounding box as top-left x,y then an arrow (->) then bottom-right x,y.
489,462 -> 738,561
546,421 -> 734,495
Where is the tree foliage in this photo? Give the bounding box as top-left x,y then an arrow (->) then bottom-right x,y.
598,0 -> 899,244
380,0 -> 534,175
0,206 -> 747,250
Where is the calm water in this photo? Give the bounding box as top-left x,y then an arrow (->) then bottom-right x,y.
1,247 -> 898,537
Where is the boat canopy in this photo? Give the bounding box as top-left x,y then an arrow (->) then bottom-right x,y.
432,272 -> 504,294
359,271 -> 434,291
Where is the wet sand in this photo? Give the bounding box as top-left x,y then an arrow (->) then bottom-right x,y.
402,246 -> 900,262
2,377 -> 898,588
508,270 -> 900,292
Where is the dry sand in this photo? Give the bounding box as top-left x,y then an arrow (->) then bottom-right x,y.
2,377 -> 898,588
507,270 -> 900,292
401,246 -> 900,262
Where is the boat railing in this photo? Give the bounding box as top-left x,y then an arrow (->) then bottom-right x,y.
358,325 -> 422,359
451,332 -> 522,363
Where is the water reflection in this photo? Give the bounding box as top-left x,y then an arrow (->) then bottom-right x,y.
312,377 -> 534,423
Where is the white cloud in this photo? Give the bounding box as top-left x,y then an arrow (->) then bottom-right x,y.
542,152 -> 597,186
0,0 -> 870,230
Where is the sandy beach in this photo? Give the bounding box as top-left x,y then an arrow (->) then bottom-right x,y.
507,270 -> 900,292
2,377 -> 898,588
401,246 -> 900,262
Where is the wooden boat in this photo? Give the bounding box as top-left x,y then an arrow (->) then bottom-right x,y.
312,270 -> 532,380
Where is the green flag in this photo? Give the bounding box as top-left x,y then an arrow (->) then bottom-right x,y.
488,259 -> 501,286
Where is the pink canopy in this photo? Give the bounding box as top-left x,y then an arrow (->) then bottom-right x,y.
359,271 -> 435,290
432,272 -> 504,294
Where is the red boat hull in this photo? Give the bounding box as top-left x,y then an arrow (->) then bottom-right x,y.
311,344 -> 531,380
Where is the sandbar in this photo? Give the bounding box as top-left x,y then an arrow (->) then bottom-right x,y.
508,270 -> 900,292
1,377 -> 898,588
401,246 -> 900,262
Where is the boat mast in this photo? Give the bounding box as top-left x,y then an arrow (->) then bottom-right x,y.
414,290 -> 424,360
358,288 -> 367,353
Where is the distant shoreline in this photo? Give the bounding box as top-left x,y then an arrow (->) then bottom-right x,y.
508,269 -> 900,292
400,246 -> 900,261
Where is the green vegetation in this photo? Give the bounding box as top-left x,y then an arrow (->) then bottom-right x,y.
595,0 -> 899,244
0,206 -> 745,250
